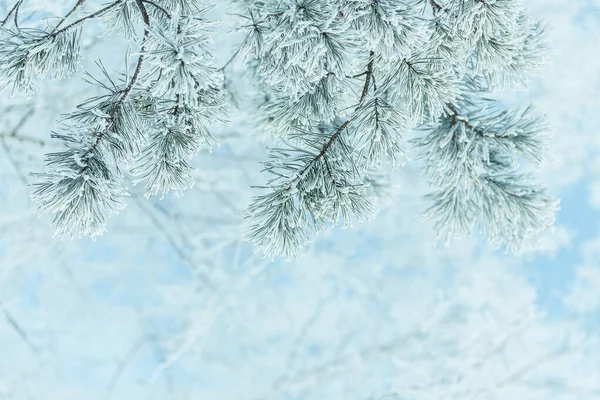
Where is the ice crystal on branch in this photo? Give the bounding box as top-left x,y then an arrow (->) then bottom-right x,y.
31,130 -> 128,238
0,27 -> 82,95
141,12 -> 221,106
347,0 -> 425,61
132,10 -> 227,197
244,124 -> 375,260
31,72 -> 146,236
101,0 -> 143,39
413,86 -> 558,251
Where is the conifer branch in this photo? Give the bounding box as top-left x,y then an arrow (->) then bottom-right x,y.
429,0 -> 442,12
0,0 -> 22,27
53,0 -> 87,31
50,0 -> 123,37
447,103 -> 484,137
359,52 -> 375,104
141,0 -> 171,19
0,0 -> 553,254
294,54 -> 375,183
79,0 -> 149,174
134,0 -> 150,26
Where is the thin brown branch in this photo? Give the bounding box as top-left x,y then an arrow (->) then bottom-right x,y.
220,42 -> 244,71
80,0 -> 149,174
53,0 -> 87,31
219,21 -> 262,71
1,0 -> 23,27
50,0 -> 123,37
134,0 -> 150,25
447,103 -> 484,137
0,108 -> 36,186
405,59 -> 418,74
295,119 -> 352,180
295,53 -> 375,180
131,194 -> 217,292
1,139 -> 28,186
8,107 -> 34,136
429,0 -> 442,12
2,308 -> 40,354
347,71 -> 367,79
358,52 -> 375,104
141,0 -> 171,19
12,0 -> 20,27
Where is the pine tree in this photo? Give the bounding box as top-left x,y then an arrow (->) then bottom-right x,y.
0,0 -> 558,258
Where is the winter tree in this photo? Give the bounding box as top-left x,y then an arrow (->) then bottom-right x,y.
0,0 -> 557,259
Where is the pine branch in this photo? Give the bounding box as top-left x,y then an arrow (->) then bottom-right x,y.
134,0 -> 150,26
0,0 -> 23,27
359,52 -> 374,104
77,52 -> 145,175
294,119 -> 351,183
79,0 -> 150,174
141,0 -> 171,19
7,0 -> 553,252
295,53 -> 375,183
447,103 -> 484,137
429,0 -> 441,12
50,0 -> 124,37
52,0 -> 87,31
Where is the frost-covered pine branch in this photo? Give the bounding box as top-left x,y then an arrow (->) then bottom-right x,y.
413,78 -> 558,251
237,0 -> 557,258
1,0 -> 557,255
0,0 -> 226,237
131,11 -> 227,198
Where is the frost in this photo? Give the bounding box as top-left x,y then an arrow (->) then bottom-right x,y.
73,153 -> 87,168
0,0 -> 555,255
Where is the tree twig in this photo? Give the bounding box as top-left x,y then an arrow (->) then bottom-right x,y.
2,308 -> 40,354
294,53 -> 375,181
429,0 -> 442,12
50,0 -> 123,37
141,0 -> 170,19
80,0 -> 149,174
0,0 -> 23,27
105,335 -> 146,395
52,0 -> 87,32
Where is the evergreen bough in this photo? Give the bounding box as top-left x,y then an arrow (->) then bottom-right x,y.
0,0 -> 558,259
